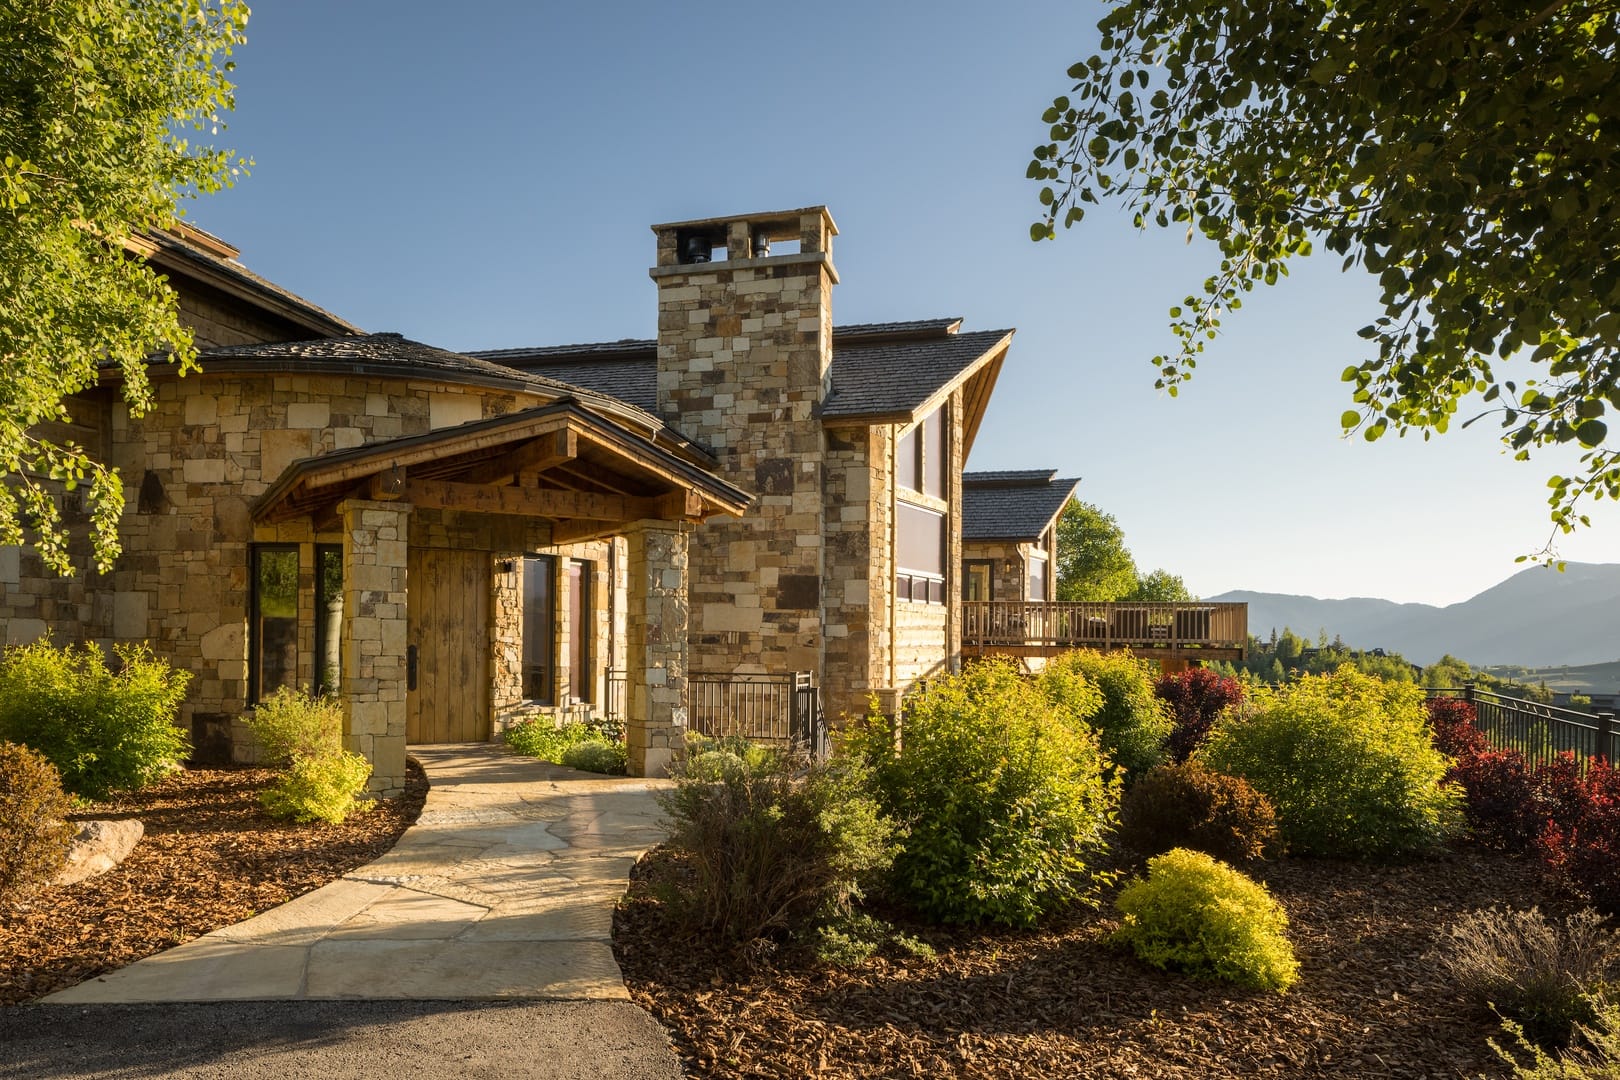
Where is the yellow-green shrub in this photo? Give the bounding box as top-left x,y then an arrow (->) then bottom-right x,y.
0,741 -> 74,905
849,658 -> 1118,928
1038,650 -> 1171,782
0,642 -> 190,800
1112,847 -> 1299,992
245,688 -> 370,823
1200,666 -> 1462,858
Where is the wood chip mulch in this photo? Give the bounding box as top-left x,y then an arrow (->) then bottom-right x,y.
614,843 -> 1576,1079
0,760 -> 428,1006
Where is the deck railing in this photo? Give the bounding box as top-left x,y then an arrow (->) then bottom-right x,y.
1429,685 -> 1619,770
961,600 -> 1248,653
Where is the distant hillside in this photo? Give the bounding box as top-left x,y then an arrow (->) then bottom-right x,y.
1209,562 -> 1620,670
1478,660 -> 1620,697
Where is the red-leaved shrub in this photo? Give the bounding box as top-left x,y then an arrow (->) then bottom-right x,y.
1448,745 -> 1536,848
1426,696 -> 1488,759
1534,757 -> 1620,915
1154,667 -> 1244,763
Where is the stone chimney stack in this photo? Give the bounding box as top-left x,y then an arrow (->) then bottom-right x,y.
649,207 -> 838,675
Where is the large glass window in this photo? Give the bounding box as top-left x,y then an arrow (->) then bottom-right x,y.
924,409 -> 946,498
1029,553 -> 1049,602
896,425 -> 919,491
965,560 -> 992,602
251,545 -> 299,703
896,502 -> 946,604
315,545 -> 343,697
523,555 -> 557,704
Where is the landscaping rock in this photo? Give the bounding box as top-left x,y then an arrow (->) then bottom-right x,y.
55,820 -> 144,887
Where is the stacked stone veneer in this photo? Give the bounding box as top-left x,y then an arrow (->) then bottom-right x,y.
622,521 -> 690,776
652,209 -> 836,679
338,499 -> 410,794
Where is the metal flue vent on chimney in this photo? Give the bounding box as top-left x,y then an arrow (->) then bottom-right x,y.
750,230 -> 771,258
680,232 -> 713,264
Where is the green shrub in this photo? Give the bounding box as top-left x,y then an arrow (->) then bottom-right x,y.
1039,650 -> 1171,782
560,739 -> 627,775
1496,996 -> 1620,1078
849,658 -> 1119,928
659,738 -> 897,944
812,910 -> 937,967
0,642 -> 190,800
504,716 -> 623,765
247,686 -> 341,765
0,741 -> 75,905
1435,907 -> 1617,1048
1200,665 -> 1463,858
258,749 -> 373,824
1119,762 -> 1280,863
244,688 -> 370,823
1112,847 -> 1299,992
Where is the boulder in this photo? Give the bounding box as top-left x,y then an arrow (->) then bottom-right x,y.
55,820 -> 144,886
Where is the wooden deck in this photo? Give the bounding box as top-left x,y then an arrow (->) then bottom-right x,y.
961,601 -> 1247,662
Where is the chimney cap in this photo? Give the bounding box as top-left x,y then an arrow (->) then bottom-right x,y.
650,205 -> 838,240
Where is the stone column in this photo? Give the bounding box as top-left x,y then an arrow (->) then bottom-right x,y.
339,498 -> 411,797
622,519 -> 690,777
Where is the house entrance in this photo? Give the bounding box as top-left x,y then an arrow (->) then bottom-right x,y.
407,547 -> 490,743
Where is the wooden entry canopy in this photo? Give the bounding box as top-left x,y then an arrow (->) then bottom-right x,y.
252,399 -> 753,535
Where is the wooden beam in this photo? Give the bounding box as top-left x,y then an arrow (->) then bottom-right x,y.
456,430 -> 577,485
404,478 -> 659,522
303,416 -> 572,491
367,465 -> 407,500
655,489 -> 707,519
548,519 -> 620,545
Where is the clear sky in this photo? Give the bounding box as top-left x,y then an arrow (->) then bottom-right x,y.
188,0 -> 1617,607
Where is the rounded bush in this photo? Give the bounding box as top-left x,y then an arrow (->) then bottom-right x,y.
0,642 -> 190,800
258,749 -> 372,824
660,741 -> 897,943
0,741 -> 75,905
1200,666 -> 1463,858
560,739 -> 626,775
850,658 -> 1119,928
1155,667 -> 1245,763
1119,762 -> 1279,862
1038,650 -> 1171,782
1112,847 -> 1299,992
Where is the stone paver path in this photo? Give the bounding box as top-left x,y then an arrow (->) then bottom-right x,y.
47,744 -> 671,1004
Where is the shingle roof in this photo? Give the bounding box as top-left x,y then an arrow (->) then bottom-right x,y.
140,229 -> 360,337
469,320 -> 1011,425
822,329 -> 1012,420
962,473 -> 1081,542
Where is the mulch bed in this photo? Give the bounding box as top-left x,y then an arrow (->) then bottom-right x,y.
0,760 -> 428,1006
614,843 -> 1575,1079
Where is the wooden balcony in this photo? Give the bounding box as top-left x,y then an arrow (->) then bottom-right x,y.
961,601 -> 1248,663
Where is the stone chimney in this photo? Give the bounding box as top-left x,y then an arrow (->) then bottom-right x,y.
649,207 -> 838,676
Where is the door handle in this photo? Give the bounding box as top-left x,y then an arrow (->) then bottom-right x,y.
407,644 -> 418,691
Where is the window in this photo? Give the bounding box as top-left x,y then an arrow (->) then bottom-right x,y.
250,545 -> 299,703
896,408 -> 947,497
315,545 -> 343,696
567,559 -> 593,703
522,555 -> 557,704
897,425 -> 919,491
896,502 -> 946,604
1029,553 -> 1049,602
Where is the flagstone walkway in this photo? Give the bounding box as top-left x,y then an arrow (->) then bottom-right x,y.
47,744 -> 671,1003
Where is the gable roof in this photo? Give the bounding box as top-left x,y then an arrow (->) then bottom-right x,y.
961,471 -> 1081,543
468,319 -> 1012,447
128,226 -> 360,339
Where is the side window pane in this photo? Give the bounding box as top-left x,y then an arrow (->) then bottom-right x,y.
568,559 -> 592,704
1029,554 -> 1048,602
924,409 -> 946,498
315,545 -> 343,696
523,555 -> 556,704
896,425 -> 919,492
896,502 -> 944,576
252,546 -> 299,702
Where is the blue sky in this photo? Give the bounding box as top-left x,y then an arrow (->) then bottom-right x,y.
189,0 -> 1617,607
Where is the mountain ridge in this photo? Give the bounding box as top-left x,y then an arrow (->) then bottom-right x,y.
1208,562 -> 1620,667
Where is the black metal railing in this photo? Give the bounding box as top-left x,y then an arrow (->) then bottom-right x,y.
602,668 -> 828,759
1429,684 -> 1619,770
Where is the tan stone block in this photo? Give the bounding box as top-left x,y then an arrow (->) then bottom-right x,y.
199,622 -> 243,662
184,396 -> 217,425
182,459 -> 225,484
259,429 -> 312,481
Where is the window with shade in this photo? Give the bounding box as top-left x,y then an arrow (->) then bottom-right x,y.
1029,552 -> 1049,602
522,555 -> 556,704
895,406 -> 950,606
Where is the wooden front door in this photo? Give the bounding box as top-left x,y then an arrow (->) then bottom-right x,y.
407,547 -> 490,743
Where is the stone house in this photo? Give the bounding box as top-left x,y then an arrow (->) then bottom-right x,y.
960,470 -> 1080,604
3,206 -> 1030,785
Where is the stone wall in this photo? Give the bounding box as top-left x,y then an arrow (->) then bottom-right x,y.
963,539 -> 1031,602
653,209 -> 835,681
821,424 -> 888,725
